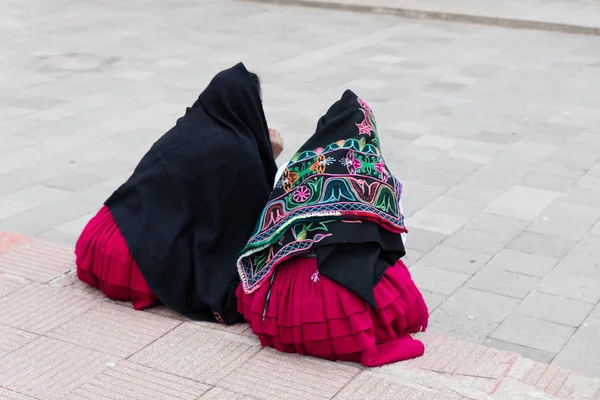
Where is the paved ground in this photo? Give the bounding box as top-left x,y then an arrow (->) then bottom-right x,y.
2,231 -> 600,400
1,0 -> 600,382
247,0 -> 600,34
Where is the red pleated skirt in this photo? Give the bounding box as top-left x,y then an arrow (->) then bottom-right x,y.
75,206 -> 159,310
237,257 -> 429,367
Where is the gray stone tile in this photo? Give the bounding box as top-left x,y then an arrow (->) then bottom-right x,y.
486,249 -> 558,278
404,228 -> 447,253
537,160 -> 588,180
553,305 -> 600,377
504,140 -> 558,165
549,106 -> 600,127
590,221 -> 600,236
471,130 -> 521,145
462,63 -> 505,78
507,232 -> 577,259
6,185 -> 72,206
76,159 -> 134,180
452,140 -> 505,160
519,171 -> 576,193
577,174 -> 600,192
410,265 -> 470,295
402,250 -> 423,267
399,180 -> 445,216
561,188 -> 600,210
43,172 -> 107,191
399,162 -> 467,188
534,122 -> 586,140
467,268 -> 541,299
392,145 -> 444,163
0,147 -> 46,176
430,156 -> 481,177
484,339 -> 555,364
408,209 -> 471,235
420,290 -> 447,312
428,308 -> 498,344
0,195 -> 97,237
0,170 -> 44,198
444,183 -> 507,203
463,212 -> 529,239
417,245 -> 491,275
549,143 -> 600,170
484,185 -> 561,221
0,198 -> 32,220
423,195 -> 486,219
412,134 -> 459,151
514,291 -> 594,327
74,183 -> 117,205
526,202 -> 600,242
441,287 -> 520,323
462,161 -> 534,191
572,234 -> 600,258
490,314 -> 576,354
443,228 -> 511,255
538,251 -> 600,304
54,213 -> 94,236
36,229 -> 78,247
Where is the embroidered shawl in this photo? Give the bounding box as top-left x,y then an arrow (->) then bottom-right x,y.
237,90 -> 406,294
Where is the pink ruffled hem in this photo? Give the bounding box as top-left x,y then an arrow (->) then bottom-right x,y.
237,257 -> 429,367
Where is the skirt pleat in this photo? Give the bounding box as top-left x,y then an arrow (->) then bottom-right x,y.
75,206 -> 159,310
237,257 -> 429,367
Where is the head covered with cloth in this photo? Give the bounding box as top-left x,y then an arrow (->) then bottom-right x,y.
236,90 -> 428,367
104,63 -> 278,323
238,90 -> 408,306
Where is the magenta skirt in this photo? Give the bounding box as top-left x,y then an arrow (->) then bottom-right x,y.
75,206 -> 159,310
237,257 -> 429,367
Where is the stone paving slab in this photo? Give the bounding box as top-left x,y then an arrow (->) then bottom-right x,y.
243,0 -> 600,35
0,232 -> 599,399
2,0 -> 600,381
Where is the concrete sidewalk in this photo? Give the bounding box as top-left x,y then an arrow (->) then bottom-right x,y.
0,230 -> 599,400
242,0 -> 600,35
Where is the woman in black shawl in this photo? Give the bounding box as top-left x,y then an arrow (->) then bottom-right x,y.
75,63 -> 281,324
236,90 -> 429,366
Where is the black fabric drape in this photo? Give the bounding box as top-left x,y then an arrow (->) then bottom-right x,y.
314,221 -> 405,308
105,63 -> 277,323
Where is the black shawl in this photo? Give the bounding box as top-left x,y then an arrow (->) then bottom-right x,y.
105,63 -> 277,323
237,90 -> 407,308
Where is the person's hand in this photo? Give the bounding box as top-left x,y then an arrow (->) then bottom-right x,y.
269,128 -> 284,159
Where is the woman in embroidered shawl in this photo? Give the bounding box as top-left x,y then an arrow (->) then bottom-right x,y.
75,63 -> 283,324
236,90 -> 429,366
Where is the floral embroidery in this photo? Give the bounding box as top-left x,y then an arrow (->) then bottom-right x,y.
375,161 -> 388,181
358,97 -> 373,117
356,117 -> 373,136
281,168 -> 298,192
310,154 -> 327,174
311,271 -> 320,283
293,185 -> 311,203
341,151 -> 362,174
